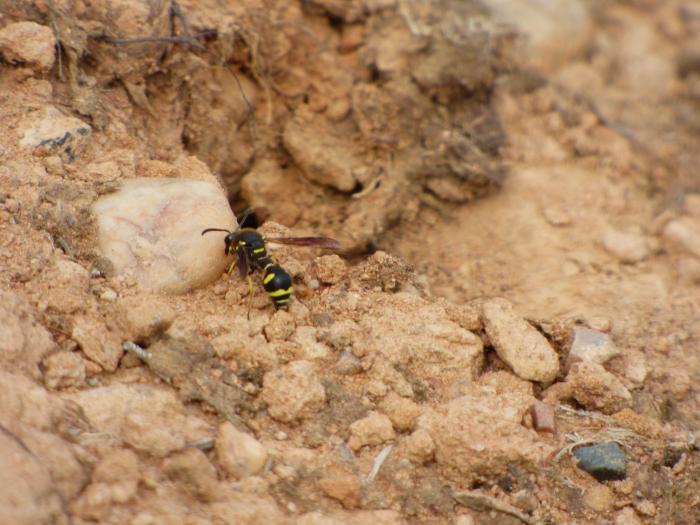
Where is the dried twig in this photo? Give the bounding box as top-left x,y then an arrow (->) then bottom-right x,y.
453,490 -> 542,525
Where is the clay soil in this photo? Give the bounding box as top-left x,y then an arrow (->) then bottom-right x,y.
1,1 -> 700,524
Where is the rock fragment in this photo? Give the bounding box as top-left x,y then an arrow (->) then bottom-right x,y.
567,326 -> 621,368
19,105 -> 92,162
480,298 -> 559,383
602,229 -> 649,263
113,294 -> 176,344
162,448 -> 220,501
71,316 -> 123,372
318,464 -> 362,508
573,442 -> 627,481
348,412 -> 396,451
122,413 -> 186,457
0,429 -> 64,525
216,422 -> 268,478
0,290 -> 55,379
545,361 -> 631,414
379,392 -> 422,432
262,360 -> 326,422
421,373 -> 553,482
93,177 -> 235,294
43,351 -> 86,389
406,428 -> 436,464
313,254 -> 347,284
71,449 -> 140,520
0,21 -> 56,72
531,400 -> 555,433
663,218 -> 700,259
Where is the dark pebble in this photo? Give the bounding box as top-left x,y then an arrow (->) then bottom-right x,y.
573,442 -> 627,482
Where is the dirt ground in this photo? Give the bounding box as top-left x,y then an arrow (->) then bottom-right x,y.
1,1 -> 699,524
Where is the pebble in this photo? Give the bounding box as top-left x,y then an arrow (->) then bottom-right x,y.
313,254 -> 347,284
348,412 -> 396,451
615,507 -> 643,525
114,294 -> 176,344
335,351 -> 362,375
318,464 -> 362,508
264,310 -> 296,342
93,177 -> 235,294
545,361 -> 631,414
216,422 -> 268,479
483,0 -> 591,70
663,218 -> 700,259
406,428 -> 436,464
573,442 -> 627,481
19,105 -> 92,162
602,229 -> 649,263
0,290 -> 55,379
122,413 -> 186,457
42,351 -> 86,389
71,450 -> 140,520
567,326 -> 621,368
531,400 -> 555,433
283,106 -> 360,192
71,316 -> 123,372
583,484 -> 614,512
379,392 -> 422,432
262,360 -> 326,422
480,298 -> 560,383
0,428 -> 63,524
162,448 -> 219,501
0,21 -> 56,72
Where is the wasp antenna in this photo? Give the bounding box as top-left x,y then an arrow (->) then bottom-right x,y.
201,228 -> 232,236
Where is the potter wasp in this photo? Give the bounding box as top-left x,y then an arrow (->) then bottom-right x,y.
202,211 -> 340,309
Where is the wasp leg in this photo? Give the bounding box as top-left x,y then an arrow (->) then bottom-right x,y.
246,274 -> 254,320
227,259 -> 236,275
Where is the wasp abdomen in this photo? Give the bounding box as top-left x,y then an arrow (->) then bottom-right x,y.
262,265 -> 293,308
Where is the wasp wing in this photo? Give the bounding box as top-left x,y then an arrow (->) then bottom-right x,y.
266,236 -> 341,250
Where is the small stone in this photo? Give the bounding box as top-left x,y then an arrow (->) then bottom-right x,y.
623,349 -> 648,385
292,326 -> 331,360
114,294 -> 176,344
480,298 -> 560,383
602,229 -> 649,263
567,326 -> 621,368
543,206 -> 571,226
122,413 -> 186,457
663,218 -> 700,259
573,442 -> 627,481
335,351 -> 362,375
71,316 -> 123,372
379,392 -> 422,432
318,464 -> 362,508
216,421 -> 268,478
93,178 -> 235,294
531,400 -> 555,433
264,310 -> 296,341
99,288 -> 118,302
314,254 -> 347,284
614,507 -> 643,525
634,499 -> 656,517
348,412 -> 395,451
545,361 -> 631,414
72,450 -> 140,520
262,360 -> 326,422
583,484 -> 614,512
163,448 -> 219,501
406,428 -> 435,464
0,21 -> 56,72
0,290 -> 55,379
19,105 -> 92,162
43,351 -> 85,389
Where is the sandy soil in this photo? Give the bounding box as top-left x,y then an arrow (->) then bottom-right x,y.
1,1 -> 699,524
